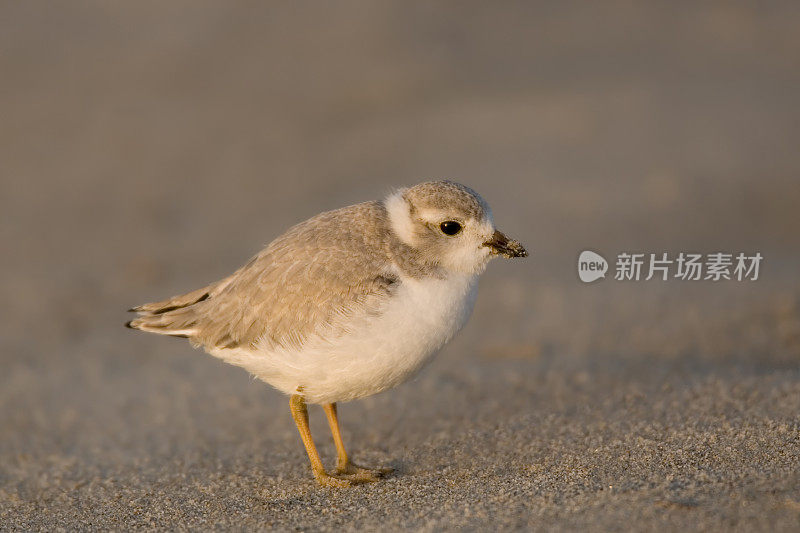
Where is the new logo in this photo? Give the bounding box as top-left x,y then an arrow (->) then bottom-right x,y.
578,250 -> 608,283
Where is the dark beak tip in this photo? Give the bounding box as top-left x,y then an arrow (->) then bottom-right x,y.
507,242 -> 529,259
483,232 -> 528,258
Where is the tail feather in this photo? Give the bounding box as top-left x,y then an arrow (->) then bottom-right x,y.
127,309 -> 200,337
126,284 -> 216,338
128,286 -> 212,315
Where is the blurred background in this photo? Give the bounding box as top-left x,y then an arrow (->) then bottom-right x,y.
1,2 -> 799,530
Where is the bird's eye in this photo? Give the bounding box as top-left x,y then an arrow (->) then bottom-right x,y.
439,221 -> 462,236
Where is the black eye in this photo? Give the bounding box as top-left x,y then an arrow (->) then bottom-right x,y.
439,221 -> 462,236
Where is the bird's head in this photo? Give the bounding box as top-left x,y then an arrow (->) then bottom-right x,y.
384,180 -> 527,275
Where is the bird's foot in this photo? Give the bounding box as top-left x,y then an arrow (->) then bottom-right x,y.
312,469 -> 368,487
335,461 -> 394,483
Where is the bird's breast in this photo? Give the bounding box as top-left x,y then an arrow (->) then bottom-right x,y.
385,273 -> 479,347
234,272 -> 480,404
315,271 -> 479,399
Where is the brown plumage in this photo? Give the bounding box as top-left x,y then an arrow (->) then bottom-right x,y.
127,201 -> 428,351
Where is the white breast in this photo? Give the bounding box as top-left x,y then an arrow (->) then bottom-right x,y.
211,273 -> 479,404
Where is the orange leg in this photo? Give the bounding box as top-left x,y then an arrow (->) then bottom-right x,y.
289,394 -> 353,487
323,402 -> 394,481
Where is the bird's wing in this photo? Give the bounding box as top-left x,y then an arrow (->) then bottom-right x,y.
185,201 -> 398,350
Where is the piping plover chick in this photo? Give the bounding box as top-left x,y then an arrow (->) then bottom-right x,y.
127,180 -> 527,486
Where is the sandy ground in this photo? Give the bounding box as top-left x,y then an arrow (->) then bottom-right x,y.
2,2 -> 800,531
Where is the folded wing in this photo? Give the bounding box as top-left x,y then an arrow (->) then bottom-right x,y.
127,201 -> 398,350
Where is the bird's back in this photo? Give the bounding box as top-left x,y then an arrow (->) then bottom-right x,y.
127,201 -> 400,351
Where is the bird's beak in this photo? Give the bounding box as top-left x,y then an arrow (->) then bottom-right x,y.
483,230 -> 528,258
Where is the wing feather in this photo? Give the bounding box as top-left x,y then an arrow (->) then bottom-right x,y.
186,201 -> 398,350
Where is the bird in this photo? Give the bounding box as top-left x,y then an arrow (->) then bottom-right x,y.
126,180 -> 527,486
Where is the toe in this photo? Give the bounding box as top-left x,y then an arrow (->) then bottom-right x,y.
314,471 -> 362,487
337,470 -> 383,483
335,463 -> 394,481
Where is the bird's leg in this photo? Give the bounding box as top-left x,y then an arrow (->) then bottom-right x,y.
289,394 -> 357,487
323,402 -> 394,481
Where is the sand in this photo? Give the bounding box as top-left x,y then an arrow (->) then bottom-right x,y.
2,2 -> 799,530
